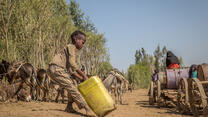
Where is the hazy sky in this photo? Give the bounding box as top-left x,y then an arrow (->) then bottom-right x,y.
70,0 -> 208,71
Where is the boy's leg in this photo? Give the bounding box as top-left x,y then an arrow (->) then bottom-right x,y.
54,76 -> 90,112
65,93 -> 76,113
48,65 -> 93,115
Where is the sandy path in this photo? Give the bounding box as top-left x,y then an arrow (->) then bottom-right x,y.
0,89 -> 191,117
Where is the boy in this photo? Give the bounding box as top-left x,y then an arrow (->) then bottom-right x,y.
47,30 -> 94,116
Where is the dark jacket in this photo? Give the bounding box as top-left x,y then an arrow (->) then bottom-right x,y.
166,51 -> 180,67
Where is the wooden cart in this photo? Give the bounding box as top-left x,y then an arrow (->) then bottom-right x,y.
149,68 -> 190,112
188,64 -> 208,117
177,77 -> 190,114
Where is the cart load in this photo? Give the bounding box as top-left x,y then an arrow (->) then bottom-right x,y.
166,68 -> 189,89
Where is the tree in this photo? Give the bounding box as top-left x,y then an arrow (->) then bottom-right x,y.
97,61 -> 113,78
0,0 -> 112,76
69,0 -> 96,32
69,0 -> 111,75
127,63 -> 151,89
141,48 -> 148,65
127,47 -> 152,88
178,56 -> 184,67
161,46 -> 167,71
135,50 -> 142,64
154,45 -> 162,71
148,55 -> 155,73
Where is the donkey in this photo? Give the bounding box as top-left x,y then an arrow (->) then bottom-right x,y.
0,60 -> 10,82
102,71 -> 124,104
0,81 -> 31,102
1,61 -> 38,100
36,69 -> 51,101
122,79 -> 129,93
55,87 -> 66,103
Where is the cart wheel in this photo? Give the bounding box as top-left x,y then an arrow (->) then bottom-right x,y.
188,78 -> 207,117
177,78 -> 189,114
149,81 -> 154,105
156,80 -> 162,107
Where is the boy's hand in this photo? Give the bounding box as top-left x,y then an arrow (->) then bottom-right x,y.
76,69 -> 88,81
83,75 -> 88,81
72,73 -> 83,81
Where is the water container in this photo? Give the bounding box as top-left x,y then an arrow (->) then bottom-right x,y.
78,76 -> 116,117
166,68 -> 189,89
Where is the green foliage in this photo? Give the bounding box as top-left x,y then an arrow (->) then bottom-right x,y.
0,0 -> 112,74
69,0 -> 110,75
161,46 -> 167,71
178,56 -> 184,67
153,45 -> 168,71
127,63 -> 151,88
128,45 -> 184,89
135,48 -> 149,65
97,61 -> 113,78
128,48 -> 152,88
69,0 -> 96,32
135,50 -> 142,64
154,45 -> 162,71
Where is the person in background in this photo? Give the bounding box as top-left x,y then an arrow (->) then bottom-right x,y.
152,70 -> 159,82
166,51 -> 180,69
189,64 -> 198,79
148,69 -> 159,96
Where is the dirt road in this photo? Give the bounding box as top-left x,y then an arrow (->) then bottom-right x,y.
0,89 -> 191,117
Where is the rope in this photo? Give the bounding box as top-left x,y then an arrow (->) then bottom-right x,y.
15,62 -> 25,73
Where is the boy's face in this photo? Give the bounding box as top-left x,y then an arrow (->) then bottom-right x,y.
74,34 -> 86,50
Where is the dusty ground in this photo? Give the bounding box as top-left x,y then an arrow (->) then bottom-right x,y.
0,89 -> 191,117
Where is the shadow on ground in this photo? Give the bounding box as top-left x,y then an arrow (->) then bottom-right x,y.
49,109 -> 87,117
135,100 -> 191,116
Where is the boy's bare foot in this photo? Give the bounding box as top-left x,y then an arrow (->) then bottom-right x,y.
65,107 -> 77,113
65,102 -> 77,113
84,106 -> 96,117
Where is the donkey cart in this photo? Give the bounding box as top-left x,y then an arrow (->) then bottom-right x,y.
149,68 -> 190,114
188,64 -> 208,117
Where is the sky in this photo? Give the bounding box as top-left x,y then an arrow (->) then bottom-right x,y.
69,0 -> 208,72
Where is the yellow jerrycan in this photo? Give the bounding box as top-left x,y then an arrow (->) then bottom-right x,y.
78,76 -> 116,117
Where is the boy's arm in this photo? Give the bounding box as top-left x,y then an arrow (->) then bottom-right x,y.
71,70 -> 88,81
72,72 -> 84,81
68,45 -> 88,80
68,46 -> 79,72
76,69 -> 88,80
